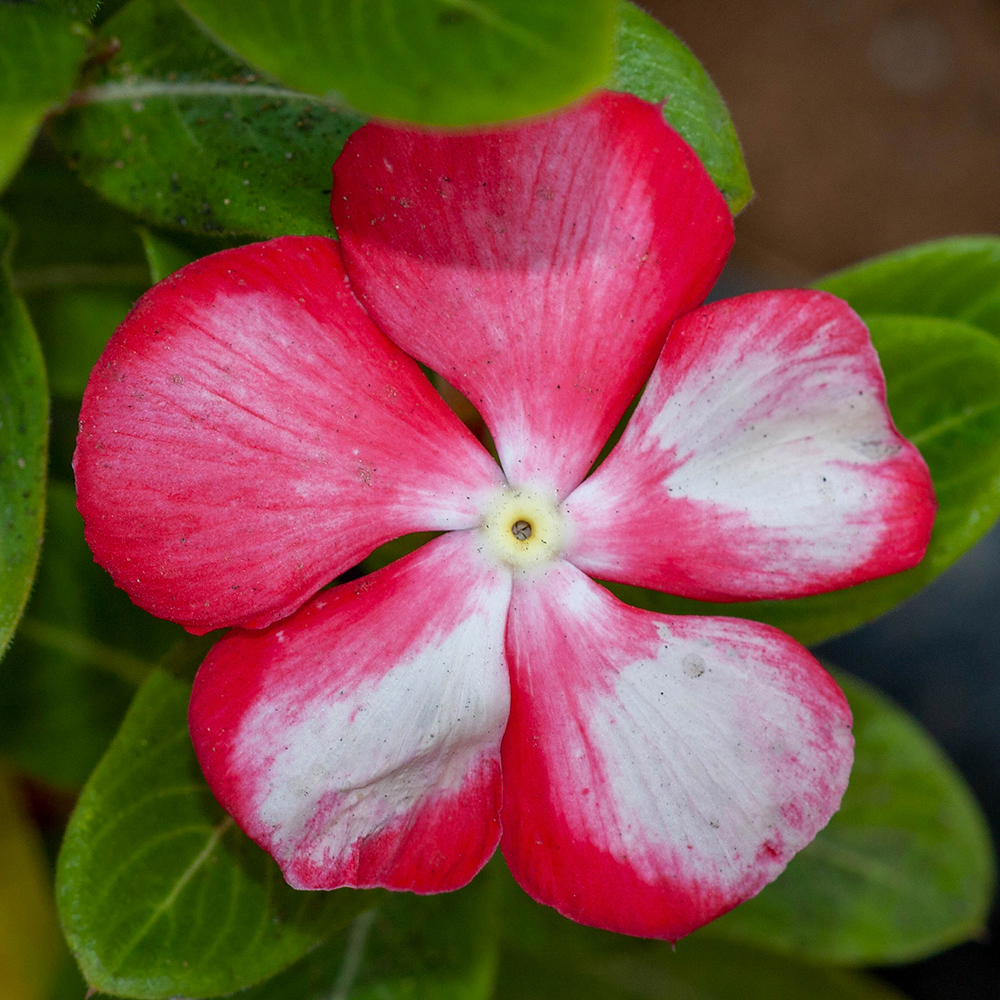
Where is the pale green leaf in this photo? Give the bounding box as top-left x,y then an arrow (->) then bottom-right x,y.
179,0 -> 617,126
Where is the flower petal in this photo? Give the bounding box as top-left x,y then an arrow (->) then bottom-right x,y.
331,91 -> 733,497
563,290 -> 935,600
500,560 -> 853,940
189,531 -> 512,892
75,237 -> 504,633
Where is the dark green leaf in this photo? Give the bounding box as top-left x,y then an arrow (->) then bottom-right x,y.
1,154 -> 148,274
27,286 -> 143,399
179,0 -> 616,127
0,214 -> 48,657
48,954 -> 91,1000
63,1 -> 103,23
0,481 -> 181,787
57,670 -> 376,999
138,227 -> 198,282
3,154 -> 151,400
492,947 -> 906,1000
608,1 -> 751,213
49,396 -> 80,487
819,236 -> 1000,340
702,671 -> 995,964
0,3 -> 88,192
613,314 -> 1000,645
38,1 -> 103,22
3,152 -> 248,396
497,869 -> 907,1000
51,0 -> 366,239
237,865 -> 500,1000
92,0 -> 133,27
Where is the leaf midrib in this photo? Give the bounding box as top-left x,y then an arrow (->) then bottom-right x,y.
908,399 -> 1000,447
108,816 -> 234,973
79,79 -> 320,105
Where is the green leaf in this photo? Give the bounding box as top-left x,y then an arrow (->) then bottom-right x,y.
2,154 -> 149,277
47,955 -> 90,1000
57,670 -> 376,999
138,227 -> 198,282
236,866 -> 500,1000
28,286 -> 143,399
51,0 -> 366,240
492,947 -> 907,1000
819,236 -> 1000,340
0,4 -> 88,192
612,313 -> 1000,645
701,671 -> 995,964
2,154 -> 151,400
0,215 -> 48,657
3,158 -> 250,400
0,481 -> 182,787
60,1 -> 104,23
179,0 -> 616,127
0,767 -> 63,1000
497,869 -> 907,1000
608,2 -> 751,213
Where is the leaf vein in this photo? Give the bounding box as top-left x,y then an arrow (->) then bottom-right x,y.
431,0 -> 555,56
108,816 -> 235,972
908,400 -> 1000,447
79,80 -> 319,104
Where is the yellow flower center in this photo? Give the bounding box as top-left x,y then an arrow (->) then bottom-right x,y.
479,486 -> 565,571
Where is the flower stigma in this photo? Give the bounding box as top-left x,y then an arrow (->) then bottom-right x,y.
479,485 -> 565,572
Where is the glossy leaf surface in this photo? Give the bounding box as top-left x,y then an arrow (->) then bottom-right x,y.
0,216 -> 48,657
53,0 -> 747,244
820,236 -> 1000,339
0,3 -> 87,191
57,670 -> 375,999
180,0 -> 616,126
614,313 -> 1000,645
702,672 -> 995,963
0,482 -> 180,787
52,0 -> 365,239
609,1 -> 751,213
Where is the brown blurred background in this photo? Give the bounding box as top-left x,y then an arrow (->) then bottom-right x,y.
639,5 -> 1000,998
646,0 -> 1000,281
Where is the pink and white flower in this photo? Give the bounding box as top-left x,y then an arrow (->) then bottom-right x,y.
74,92 -> 935,940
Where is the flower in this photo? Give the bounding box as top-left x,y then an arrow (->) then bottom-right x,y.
74,91 -> 935,941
